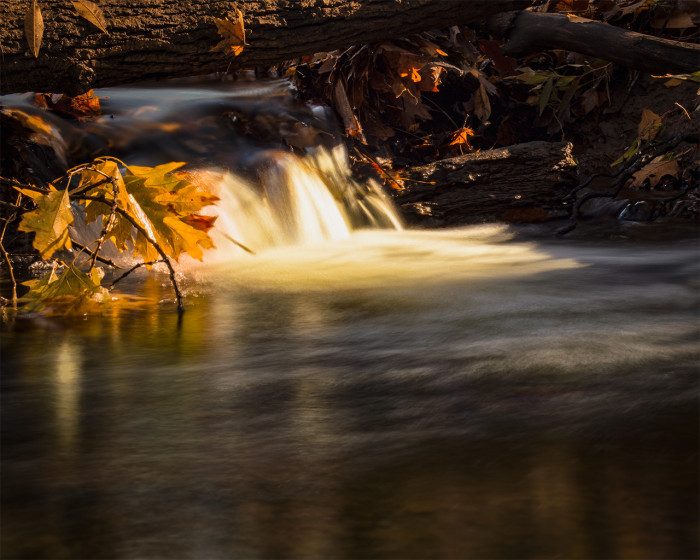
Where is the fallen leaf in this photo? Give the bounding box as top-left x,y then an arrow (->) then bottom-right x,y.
333,79 -> 365,142
24,0 -> 44,58
630,156 -> 680,188
71,0 -> 108,33
637,108 -> 662,141
52,90 -> 102,120
211,8 -> 247,56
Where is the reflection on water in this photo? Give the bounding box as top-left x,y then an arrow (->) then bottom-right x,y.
2,225 -> 698,559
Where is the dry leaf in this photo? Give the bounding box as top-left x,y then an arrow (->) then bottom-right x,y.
630,156 -> 680,188
211,9 -> 247,56
71,0 -> 108,33
448,127 -> 475,148
24,0 -> 44,58
637,108 -> 662,141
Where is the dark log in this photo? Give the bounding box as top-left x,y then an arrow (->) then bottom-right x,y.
394,141 -> 578,226
0,0 -> 532,96
489,11 -> 700,75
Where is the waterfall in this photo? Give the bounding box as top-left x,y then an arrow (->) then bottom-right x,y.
197,144 -> 403,258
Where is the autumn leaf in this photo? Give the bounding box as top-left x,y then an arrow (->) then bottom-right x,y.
71,0 -> 108,33
17,185 -> 74,259
448,127 -> 475,149
24,0 -> 43,58
629,155 -> 680,188
638,108 -> 662,141
211,8 -> 247,56
52,90 -> 102,120
21,265 -> 107,314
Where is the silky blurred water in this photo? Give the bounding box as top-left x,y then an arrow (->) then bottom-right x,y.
2,224 -> 698,559
1,80 -> 698,559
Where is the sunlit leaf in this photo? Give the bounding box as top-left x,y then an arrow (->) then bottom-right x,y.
0,108 -> 52,136
24,0 -> 43,58
17,185 -> 74,258
448,127 -> 475,148
71,0 -> 108,33
52,90 -> 102,120
211,9 -> 246,56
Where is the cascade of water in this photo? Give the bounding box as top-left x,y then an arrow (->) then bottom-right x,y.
198,144 -> 403,258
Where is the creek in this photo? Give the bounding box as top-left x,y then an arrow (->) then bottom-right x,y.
1,80 -> 698,559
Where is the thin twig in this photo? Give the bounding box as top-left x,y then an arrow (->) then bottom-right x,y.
77,194 -> 185,313
70,241 -> 123,268
0,240 -> 17,307
0,176 -> 49,193
107,260 -> 161,287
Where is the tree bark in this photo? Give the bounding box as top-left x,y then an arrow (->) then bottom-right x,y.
0,0 -> 532,96
394,141 -> 578,226
490,11 -> 700,75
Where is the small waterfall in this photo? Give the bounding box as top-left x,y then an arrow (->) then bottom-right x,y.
198,144 -> 403,257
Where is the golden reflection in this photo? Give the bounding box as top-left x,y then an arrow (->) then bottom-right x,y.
53,338 -> 81,452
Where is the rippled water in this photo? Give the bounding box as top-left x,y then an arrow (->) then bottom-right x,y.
2,224 -> 698,559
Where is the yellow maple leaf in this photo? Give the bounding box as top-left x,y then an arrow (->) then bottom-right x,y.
211,8 -> 246,56
17,185 -> 74,259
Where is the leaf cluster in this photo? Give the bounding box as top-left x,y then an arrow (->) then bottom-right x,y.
1,155 -> 219,315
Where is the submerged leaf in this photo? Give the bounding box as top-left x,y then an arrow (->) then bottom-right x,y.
24,0 -> 44,58
71,0 -> 108,33
21,265 -> 107,314
17,185 -> 74,258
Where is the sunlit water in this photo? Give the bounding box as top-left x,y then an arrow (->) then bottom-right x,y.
1,81 -> 699,559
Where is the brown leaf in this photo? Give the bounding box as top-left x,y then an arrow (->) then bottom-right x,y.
51,90 -> 102,120
333,79 -> 365,142
637,108 -> 662,141
71,0 -> 108,33
630,156 -> 680,188
24,0 -> 44,58
211,9 -> 246,56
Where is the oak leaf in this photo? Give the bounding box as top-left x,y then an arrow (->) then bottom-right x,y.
71,0 -> 108,33
630,156 -> 680,188
17,185 -> 74,259
24,0 -> 43,58
211,9 -> 247,56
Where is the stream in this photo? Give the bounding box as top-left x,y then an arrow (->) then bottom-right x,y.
1,80 -> 698,559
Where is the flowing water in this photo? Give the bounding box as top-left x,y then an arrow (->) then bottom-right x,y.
1,80 -> 698,559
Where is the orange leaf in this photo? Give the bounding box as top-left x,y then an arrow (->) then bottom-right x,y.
184,214 -> 217,233
448,127 -> 475,148
52,90 -> 102,120
211,9 -> 246,56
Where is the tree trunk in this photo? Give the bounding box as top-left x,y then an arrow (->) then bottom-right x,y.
0,0 -> 532,96
394,141 -> 578,226
490,11 -> 700,75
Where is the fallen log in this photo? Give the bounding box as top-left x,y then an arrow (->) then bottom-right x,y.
489,11 -> 700,75
394,141 -> 578,226
0,0 -> 531,96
